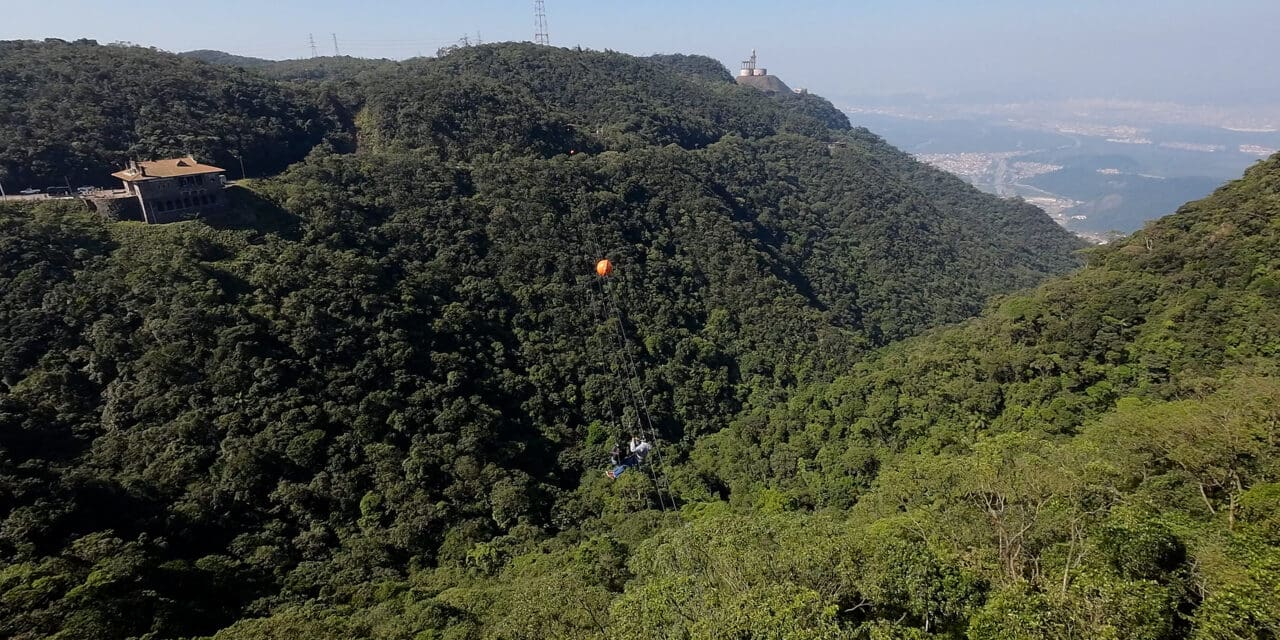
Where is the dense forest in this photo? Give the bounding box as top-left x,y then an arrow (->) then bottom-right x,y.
4,38 -> 1276,639
178,50 -> 277,70
0,40 -> 341,187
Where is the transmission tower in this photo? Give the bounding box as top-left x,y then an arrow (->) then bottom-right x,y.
331,33 -> 340,56
533,0 -> 550,45
308,33 -> 318,58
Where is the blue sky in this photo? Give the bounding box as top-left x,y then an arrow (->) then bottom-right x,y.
6,0 -> 1278,104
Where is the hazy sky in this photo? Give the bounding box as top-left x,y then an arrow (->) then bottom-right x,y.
5,0 -> 1278,104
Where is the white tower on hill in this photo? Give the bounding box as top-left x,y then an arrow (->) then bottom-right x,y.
739,49 -> 768,77
735,50 -> 791,93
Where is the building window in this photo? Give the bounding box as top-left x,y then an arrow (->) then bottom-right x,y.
183,197 -> 191,208
196,175 -> 205,186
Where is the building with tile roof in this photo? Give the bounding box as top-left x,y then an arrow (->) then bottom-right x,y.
112,156 -> 227,223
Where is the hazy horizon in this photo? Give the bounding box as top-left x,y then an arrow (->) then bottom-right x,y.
5,0 -> 1279,106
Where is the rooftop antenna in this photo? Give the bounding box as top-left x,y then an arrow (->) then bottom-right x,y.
308,33 -> 318,58
534,0 -> 550,45
331,33 -> 340,56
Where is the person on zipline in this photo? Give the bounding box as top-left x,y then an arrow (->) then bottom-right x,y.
606,436 -> 652,479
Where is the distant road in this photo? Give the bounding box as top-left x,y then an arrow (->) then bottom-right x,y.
1,193 -> 56,202
2,189 -> 128,202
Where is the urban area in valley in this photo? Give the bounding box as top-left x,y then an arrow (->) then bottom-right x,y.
844,99 -> 1280,240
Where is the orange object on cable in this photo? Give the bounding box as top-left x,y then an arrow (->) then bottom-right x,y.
596,259 -> 614,277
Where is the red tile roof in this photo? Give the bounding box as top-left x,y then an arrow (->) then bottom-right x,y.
112,156 -> 225,182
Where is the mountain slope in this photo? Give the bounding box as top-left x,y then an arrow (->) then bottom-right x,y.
704,152 -> 1280,494
676,155 -> 1280,638
179,49 -> 275,68
0,39 -> 336,186
353,44 -> 849,156
346,44 -> 1082,339
0,42 -> 1087,639
168,154 -> 1280,640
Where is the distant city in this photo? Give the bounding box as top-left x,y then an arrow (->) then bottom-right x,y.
844,98 -> 1280,240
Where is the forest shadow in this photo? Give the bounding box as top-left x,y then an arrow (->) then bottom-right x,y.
202,185 -> 301,239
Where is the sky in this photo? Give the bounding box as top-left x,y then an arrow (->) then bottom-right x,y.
5,0 -> 1279,105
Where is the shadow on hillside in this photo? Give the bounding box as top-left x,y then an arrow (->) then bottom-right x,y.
202,185 -> 300,238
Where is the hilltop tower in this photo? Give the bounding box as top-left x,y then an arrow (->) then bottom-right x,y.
735,50 -> 792,94
534,0 -> 550,45
739,49 -> 766,77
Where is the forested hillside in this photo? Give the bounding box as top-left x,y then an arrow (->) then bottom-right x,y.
0,41 -> 1120,639
200,152 -> 1279,639
670,154 -> 1280,639
0,39 -> 337,187
178,50 -> 275,69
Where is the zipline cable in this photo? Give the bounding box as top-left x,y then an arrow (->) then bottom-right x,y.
591,274 -> 649,507
600,272 -> 673,511
596,273 -> 670,511
582,208 -> 672,510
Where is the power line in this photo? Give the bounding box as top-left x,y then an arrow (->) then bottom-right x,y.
251,34 -> 470,59
534,0 -> 550,46
338,38 -> 458,43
